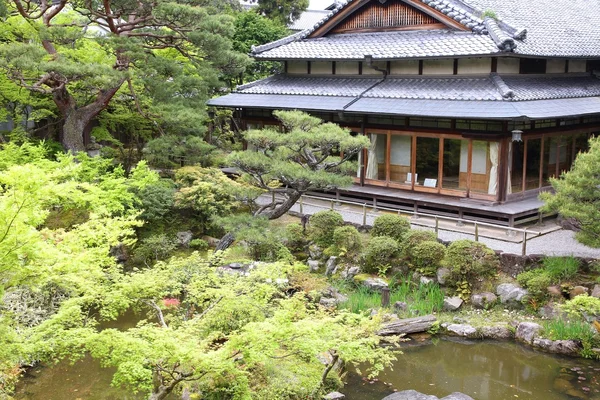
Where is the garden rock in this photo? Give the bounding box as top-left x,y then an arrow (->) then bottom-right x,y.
340,266 -> 360,280
547,286 -> 563,298
592,284 -> 600,298
309,244 -> 323,259
323,392 -> 345,400
436,268 -> 451,285
378,315 -> 436,336
308,260 -> 321,272
325,256 -> 339,276
176,231 -> 193,247
480,326 -> 512,340
420,276 -> 436,285
569,286 -> 589,299
515,322 -> 542,344
109,243 -> 129,263
443,296 -> 463,311
471,292 -> 497,309
394,301 -> 408,312
532,338 -> 581,356
446,324 -> 476,337
538,303 -> 562,319
361,277 -> 389,291
496,283 -> 528,306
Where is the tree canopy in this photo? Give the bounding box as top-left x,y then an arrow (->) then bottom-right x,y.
0,0 -> 248,152
247,0 -> 309,24
541,136 -> 600,247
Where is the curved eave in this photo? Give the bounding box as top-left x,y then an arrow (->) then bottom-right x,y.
208,93 -> 600,120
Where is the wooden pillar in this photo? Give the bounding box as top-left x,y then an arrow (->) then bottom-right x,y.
498,137 -> 510,202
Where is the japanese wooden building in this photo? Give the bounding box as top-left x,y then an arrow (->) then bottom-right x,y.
209,0 -> 600,226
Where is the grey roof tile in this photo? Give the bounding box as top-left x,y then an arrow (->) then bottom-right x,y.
365,77 -> 503,100
503,74 -> 600,101
207,93 -> 356,111
289,10 -> 331,31
254,30 -> 501,60
237,75 -> 380,97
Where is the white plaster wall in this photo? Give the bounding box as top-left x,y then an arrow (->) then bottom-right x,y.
390,60 -> 419,75
497,58 -> 519,74
362,61 -> 387,75
336,61 -> 360,75
311,61 -> 332,75
287,61 -> 308,74
546,59 -> 566,73
422,59 -> 454,75
457,58 -> 491,75
568,59 -> 587,73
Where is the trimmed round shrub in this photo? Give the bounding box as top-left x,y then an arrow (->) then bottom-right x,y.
371,214 -> 410,241
411,241 -> 446,275
189,238 -> 209,251
332,225 -> 362,255
443,240 -> 499,292
308,211 -> 344,247
284,223 -> 307,252
401,229 -> 438,258
363,236 -> 400,275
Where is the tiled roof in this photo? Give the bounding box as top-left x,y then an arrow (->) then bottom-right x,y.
254,30 -> 501,60
235,73 -> 600,102
290,10 -> 331,31
250,0 -> 600,59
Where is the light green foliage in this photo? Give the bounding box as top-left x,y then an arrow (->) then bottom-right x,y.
442,240 -> 499,300
132,234 -> 178,266
309,210 -> 345,248
541,136 -> 600,247
363,236 -> 400,275
560,295 -> 600,320
371,214 -> 411,241
411,241 -> 446,276
516,269 -> 552,302
284,223 -> 307,252
329,225 -> 362,258
189,239 -> 209,251
228,111 -> 369,220
543,256 -> 580,281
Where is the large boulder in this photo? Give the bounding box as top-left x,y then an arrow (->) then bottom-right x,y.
480,326 -> 512,340
360,277 -> 389,291
420,276 -> 436,285
325,256 -> 339,276
323,392 -> 345,400
569,286 -> 589,299
471,292 -> 497,309
436,267 -> 451,286
496,283 -> 528,306
382,391 -> 474,400
515,322 -> 542,344
533,338 -> 581,356
308,244 -> 323,260
340,265 -> 360,280
592,284 -> 600,298
446,323 -> 477,337
308,259 -> 321,272
176,231 -> 193,247
378,315 -> 436,336
443,296 -> 463,311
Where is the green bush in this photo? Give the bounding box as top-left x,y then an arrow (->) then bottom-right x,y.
363,236 -> 400,275
543,319 -> 600,359
246,234 -> 294,263
371,214 -> 410,241
516,269 -> 552,302
543,256 -> 580,281
331,225 -> 362,255
560,295 -> 600,320
401,230 -> 438,258
189,239 -> 209,251
133,234 -> 178,265
442,240 -> 499,300
411,241 -> 446,276
284,223 -> 307,252
308,211 -> 344,247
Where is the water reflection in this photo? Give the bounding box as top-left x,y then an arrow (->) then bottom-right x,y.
345,338 -> 600,400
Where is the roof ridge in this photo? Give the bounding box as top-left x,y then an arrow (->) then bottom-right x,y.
484,17 -> 517,51
490,73 -> 514,99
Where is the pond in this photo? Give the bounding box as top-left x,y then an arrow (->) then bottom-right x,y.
344,337 -> 600,400
14,337 -> 600,400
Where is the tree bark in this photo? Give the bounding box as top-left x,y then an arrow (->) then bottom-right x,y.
215,232 -> 235,252
258,191 -> 303,220
61,109 -> 89,153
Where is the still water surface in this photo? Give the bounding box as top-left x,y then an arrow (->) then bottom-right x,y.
15,337 -> 600,400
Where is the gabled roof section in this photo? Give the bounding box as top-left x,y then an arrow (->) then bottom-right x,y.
251,0 -> 525,58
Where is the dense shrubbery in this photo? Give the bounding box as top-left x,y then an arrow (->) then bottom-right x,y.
516,268 -> 553,302
516,256 -> 582,302
308,211 -> 345,247
411,241 -> 446,275
443,240 -> 499,300
561,295 -> 600,320
363,237 -> 400,275
329,225 -> 362,257
371,214 -> 410,241
284,223 -> 307,252
400,230 -> 438,258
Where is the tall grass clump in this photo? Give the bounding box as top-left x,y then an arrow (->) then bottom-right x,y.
338,286 -> 382,313
543,256 -> 580,281
542,319 -> 599,359
390,276 -> 444,316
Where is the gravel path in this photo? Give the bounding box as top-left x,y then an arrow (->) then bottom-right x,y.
259,195 -> 600,258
